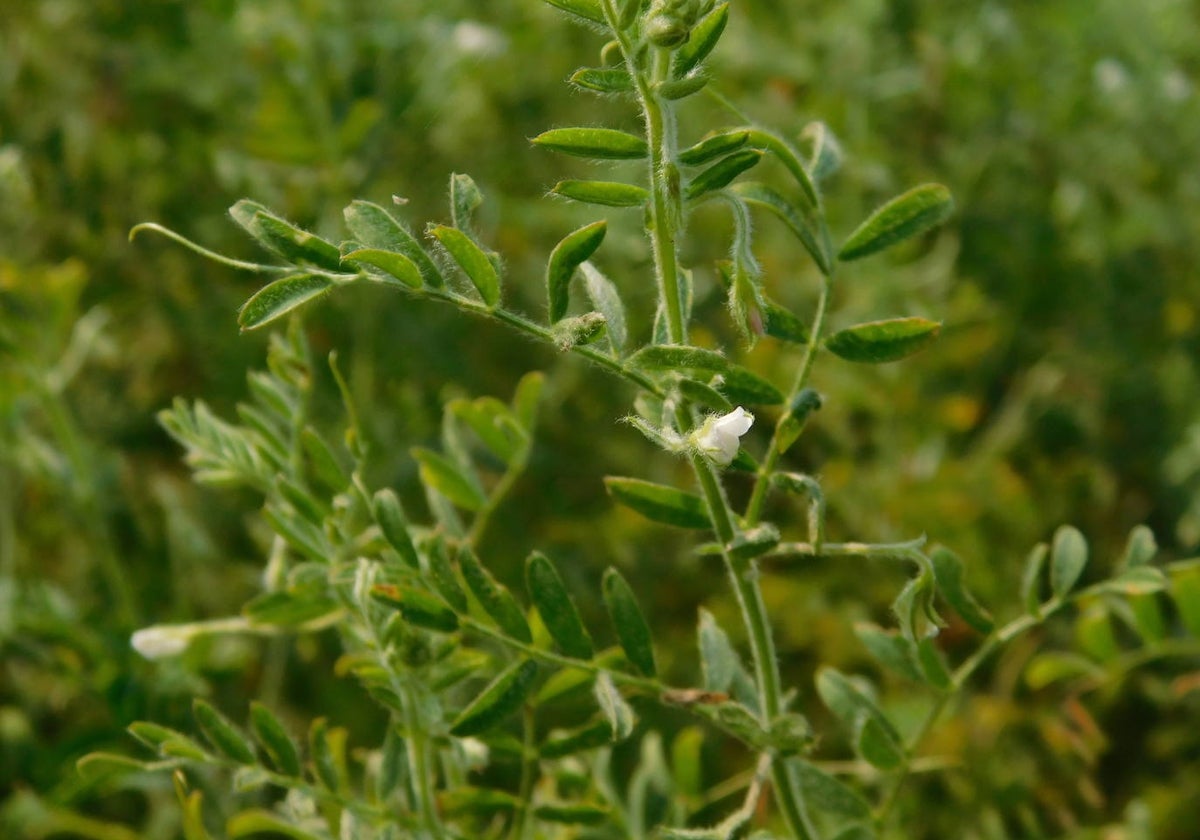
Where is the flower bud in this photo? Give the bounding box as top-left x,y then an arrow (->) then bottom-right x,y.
645,13 -> 690,48
645,0 -> 700,47
131,625 -> 192,660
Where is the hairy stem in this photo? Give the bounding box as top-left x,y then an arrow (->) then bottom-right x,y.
510,704 -> 538,840
745,272 -> 833,527
402,686 -> 445,840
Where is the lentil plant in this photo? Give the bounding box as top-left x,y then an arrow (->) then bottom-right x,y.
82,2 -> 1200,838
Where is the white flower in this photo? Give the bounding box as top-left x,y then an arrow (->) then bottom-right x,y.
131,625 -> 191,660
692,406 -> 754,466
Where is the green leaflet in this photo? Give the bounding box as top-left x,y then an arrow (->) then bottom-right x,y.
853,623 -> 923,683
242,589 -> 340,628
855,715 -> 904,770
929,547 -> 994,634
744,129 -> 820,208
838,183 -> 954,261
580,261 -> 627,356
411,446 -> 486,512
300,427 -> 348,491
440,787 -> 521,818
730,181 -> 831,275
308,718 -> 344,792
727,523 -> 781,561
372,488 -> 420,569
427,224 -> 501,307
275,475 -> 327,525
193,700 -> 255,764
789,758 -> 873,824
628,344 -> 783,403
716,366 -> 784,405
539,720 -> 612,758
678,378 -> 732,412
673,3 -> 730,76
1021,543 -> 1049,616
1090,566 -> 1168,596
538,0 -> 605,24
450,396 -> 527,465
629,343 -> 730,372
343,199 -> 445,288
656,73 -> 709,101
815,668 -> 905,770
800,120 -> 843,182
75,752 -> 157,784
449,172 -> 483,233
546,220 -> 607,323
526,551 -> 594,659
249,702 -> 301,777
426,536 -> 468,613
340,246 -> 423,289
604,476 -> 712,529
552,179 -> 650,207
570,67 -> 634,94
532,127 -> 648,160
825,317 -> 941,364
230,199 -> 343,271
697,608 -> 739,692
915,637 -> 953,691
459,548 -> 532,643
1120,524 -> 1158,569
1025,651 -> 1105,690
371,583 -> 459,633
533,803 -> 610,826
679,130 -> 751,166
227,811 -> 324,840
593,671 -> 636,740
1169,563 -> 1200,637
684,150 -> 762,200
602,567 -> 657,677
1076,603 -> 1118,662
1050,524 -> 1088,597
238,274 -> 333,332
512,370 -> 544,431
449,659 -> 539,736
762,299 -> 811,344
128,721 -> 189,751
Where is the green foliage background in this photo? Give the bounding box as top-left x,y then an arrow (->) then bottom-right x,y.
2,0 -> 1199,837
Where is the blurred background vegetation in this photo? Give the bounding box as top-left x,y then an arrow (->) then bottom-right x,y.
2,0 -> 1198,837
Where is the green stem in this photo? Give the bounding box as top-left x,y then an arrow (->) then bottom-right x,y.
603,0 -> 684,345
462,615 -> 661,695
129,223 -> 286,273
767,539 -> 928,564
510,704 -> 538,840
641,49 -> 686,345
402,685 -> 445,840
602,5 -> 813,833
745,273 -> 833,527
356,586 -> 445,839
690,450 -> 816,839
445,294 -> 664,396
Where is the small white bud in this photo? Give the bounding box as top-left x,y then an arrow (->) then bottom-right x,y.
130,625 -> 191,660
692,406 -> 754,466
457,737 -> 490,771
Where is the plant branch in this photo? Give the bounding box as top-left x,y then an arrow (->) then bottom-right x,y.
745,272 -> 833,526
